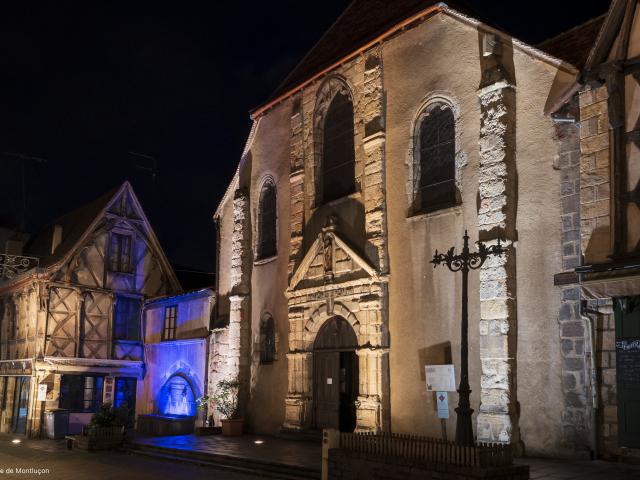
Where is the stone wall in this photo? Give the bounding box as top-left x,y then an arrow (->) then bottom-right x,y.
584,299 -> 618,457
553,111 -> 591,451
579,85 -> 611,264
476,36 -> 519,444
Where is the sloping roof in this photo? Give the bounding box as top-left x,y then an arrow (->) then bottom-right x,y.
256,0 -> 490,112
582,0 -> 637,74
537,14 -> 607,70
24,186 -> 119,267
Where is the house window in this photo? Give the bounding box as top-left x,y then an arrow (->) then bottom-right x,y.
163,305 -> 177,341
259,315 -> 276,364
114,296 -> 141,341
109,233 -> 132,273
414,104 -> 456,213
257,181 -> 277,259
322,92 -> 355,203
59,375 -> 104,412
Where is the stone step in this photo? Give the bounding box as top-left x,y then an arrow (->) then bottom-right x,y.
124,441 -> 321,480
275,429 -> 323,444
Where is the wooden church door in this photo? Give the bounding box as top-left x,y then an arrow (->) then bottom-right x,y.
313,316 -> 358,432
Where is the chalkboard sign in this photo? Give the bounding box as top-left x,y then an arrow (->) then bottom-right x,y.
616,340 -> 640,385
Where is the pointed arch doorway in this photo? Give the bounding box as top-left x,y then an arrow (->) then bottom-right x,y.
313,316 -> 358,432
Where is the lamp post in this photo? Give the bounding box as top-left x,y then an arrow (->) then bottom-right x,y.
430,230 -> 504,446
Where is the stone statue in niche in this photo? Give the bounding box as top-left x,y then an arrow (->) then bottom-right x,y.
323,234 -> 333,276
322,215 -> 337,278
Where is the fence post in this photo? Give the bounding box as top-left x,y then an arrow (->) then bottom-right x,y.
322,428 -> 340,480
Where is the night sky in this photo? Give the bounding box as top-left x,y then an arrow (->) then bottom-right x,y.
0,0 -> 611,272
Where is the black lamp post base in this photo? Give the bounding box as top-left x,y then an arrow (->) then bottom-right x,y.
454,404 -> 474,446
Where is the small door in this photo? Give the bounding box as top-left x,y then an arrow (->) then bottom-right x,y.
313,316 -> 359,432
615,297 -> 640,447
12,377 -> 30,434
314,351 -> 340,429
114,377 -> 137,426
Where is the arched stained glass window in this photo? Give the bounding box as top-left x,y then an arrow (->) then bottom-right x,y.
257,181 -> 277,259
416,104 -> 456,212
322,92 -> 355,203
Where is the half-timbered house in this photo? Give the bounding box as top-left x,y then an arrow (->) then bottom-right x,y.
0,181 -> 180,436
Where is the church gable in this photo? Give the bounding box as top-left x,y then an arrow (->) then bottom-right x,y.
289,227 -> 379,292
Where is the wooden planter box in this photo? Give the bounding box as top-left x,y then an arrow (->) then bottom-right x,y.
66,426 -> 125,452
221,419 -> 243,436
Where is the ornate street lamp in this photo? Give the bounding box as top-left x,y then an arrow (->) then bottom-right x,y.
430,230 -> 505,446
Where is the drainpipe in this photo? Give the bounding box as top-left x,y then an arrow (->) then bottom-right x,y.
582,314 -> 598,460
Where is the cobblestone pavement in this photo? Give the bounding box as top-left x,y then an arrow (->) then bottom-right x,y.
0,435 -> 263,480
519,456 -> 640,479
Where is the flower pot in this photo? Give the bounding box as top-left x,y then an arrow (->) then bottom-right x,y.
221,419 -> 243,436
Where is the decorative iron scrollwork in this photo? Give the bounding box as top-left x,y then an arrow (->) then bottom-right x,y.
0,254 -> 39,281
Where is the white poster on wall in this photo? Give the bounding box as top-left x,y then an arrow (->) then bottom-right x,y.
425,364 -> 456,392
37,384 -> 47,402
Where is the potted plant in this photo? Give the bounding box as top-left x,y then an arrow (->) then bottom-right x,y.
212,378 -> 243,436
194,395 -> 219,435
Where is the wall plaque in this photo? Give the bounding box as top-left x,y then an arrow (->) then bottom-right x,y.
616,339 -> 640,385
425,364 -> 456,392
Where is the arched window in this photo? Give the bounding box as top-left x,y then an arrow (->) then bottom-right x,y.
259,315 -> 275,364
415,104 -> 456,213
257,181 -> 277,259
322,92 -> 355,203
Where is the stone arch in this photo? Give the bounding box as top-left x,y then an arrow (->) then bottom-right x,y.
157,360 -> 203,403
405,92 -> 467,216
312,76 -> 356,207
303,301 -> 360,349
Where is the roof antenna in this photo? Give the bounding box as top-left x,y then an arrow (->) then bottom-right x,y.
1,152 -> 49,231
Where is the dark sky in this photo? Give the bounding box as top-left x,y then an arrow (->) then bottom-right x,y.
0,0 -> 611,272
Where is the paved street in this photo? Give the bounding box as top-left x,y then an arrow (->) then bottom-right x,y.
1,433 -> 640,479
0,435 -> 262,480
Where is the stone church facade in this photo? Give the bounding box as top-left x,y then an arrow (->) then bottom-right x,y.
211,0 -> 600,456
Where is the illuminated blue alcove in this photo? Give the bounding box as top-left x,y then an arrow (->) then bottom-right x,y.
157,374 -> 196,417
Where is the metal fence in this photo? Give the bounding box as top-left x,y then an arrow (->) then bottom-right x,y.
339,432 -> 513,468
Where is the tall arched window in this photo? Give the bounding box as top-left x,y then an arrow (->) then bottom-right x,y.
259,315 -> 275,364
257,180 -> 277,259
322,92 -> 355,203
415,103 -> 456,213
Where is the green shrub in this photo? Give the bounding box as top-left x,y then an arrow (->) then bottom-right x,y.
89,403 -> 130,428
212,378 -> 240,420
